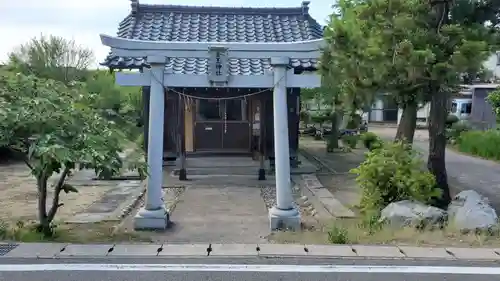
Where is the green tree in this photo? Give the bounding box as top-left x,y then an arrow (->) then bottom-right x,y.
0,71 -> 146,235
85,70 -> 143,141
323,0 -> 497,207
7,34 -> 94,84
486,88 -> 500,121
321,2 -> 381,133
300,87 -> 318,127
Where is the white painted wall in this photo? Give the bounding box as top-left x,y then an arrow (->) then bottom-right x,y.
369,98 -> 384,122
397,102 -> 431,126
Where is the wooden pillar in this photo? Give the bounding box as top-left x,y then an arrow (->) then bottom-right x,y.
142,86 -> 150,153
178,95 -> 187,180
258,95 -> 266,180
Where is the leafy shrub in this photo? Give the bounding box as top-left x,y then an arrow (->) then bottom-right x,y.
457,130 -> 500,160
346,113 -> 362,129
136,133 -> 145,150
350,142 -> 440,216
341,134 -> 359,149
486,89 -> 500,118
360,132 -> 382,151
310,112 -> 331,125
358,213 -> 383,235
327,225 -> 350,244
445,114 -> 459,127
446,122 -> 470,142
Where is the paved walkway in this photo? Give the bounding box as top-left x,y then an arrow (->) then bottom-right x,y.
161,185 -> 269,244
154,156 -> 272,243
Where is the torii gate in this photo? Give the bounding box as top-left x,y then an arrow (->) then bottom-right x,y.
100,34 -> 325,231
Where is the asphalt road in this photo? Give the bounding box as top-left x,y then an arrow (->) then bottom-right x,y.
0,257 -> 499,281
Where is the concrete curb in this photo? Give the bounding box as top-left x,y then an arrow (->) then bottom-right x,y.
293,174 -> 356,218
291,175 -> 332,222
119,184 -> 146,219
2,243 -> 500,261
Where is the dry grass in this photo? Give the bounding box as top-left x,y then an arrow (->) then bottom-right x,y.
269,218 -> 500,247
0,220 -> 152,243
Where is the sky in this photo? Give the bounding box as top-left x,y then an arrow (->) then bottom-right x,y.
0,0 -> 332,68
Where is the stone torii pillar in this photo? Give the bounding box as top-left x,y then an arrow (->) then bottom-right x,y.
134,56 -> 170,230
268,57 -> 300,231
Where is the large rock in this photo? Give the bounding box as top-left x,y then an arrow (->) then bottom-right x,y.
448,190 -> 498,232
380,200 -> 446,228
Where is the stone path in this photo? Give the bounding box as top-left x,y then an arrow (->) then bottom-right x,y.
144,156 -> 284,243
298,138 -> 363,213
158,185 -> 269,244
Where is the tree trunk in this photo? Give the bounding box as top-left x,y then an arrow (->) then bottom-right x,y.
327,110 -> 340,152
427,0 -> 452,209
427,90 -> 452,209
340,112 -> 350,129
395,102 -> 418,144
36,175 -> 52,236
47,167 -> 70,223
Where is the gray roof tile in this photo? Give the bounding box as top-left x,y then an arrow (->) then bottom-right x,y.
103,1 -> 323,75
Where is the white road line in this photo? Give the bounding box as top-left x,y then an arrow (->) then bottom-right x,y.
0,264 -> 499,274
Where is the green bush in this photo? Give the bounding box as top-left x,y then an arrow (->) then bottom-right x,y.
350,142 -> 440,215
327,225 -> 350,244
360,132 -> 383,151
346,113 -> 362,129
446,122 -> 470,142
341,134 -> 359,149
136,133 -> 145,150
446,114 -> 459,127
310,112 -> 330,125
457,130 -> 500,160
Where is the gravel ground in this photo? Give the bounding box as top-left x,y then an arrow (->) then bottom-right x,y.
133,187 -> 186,213
260,184 -> 319,231
259,184 -> 301,209
163,187 -> 186,213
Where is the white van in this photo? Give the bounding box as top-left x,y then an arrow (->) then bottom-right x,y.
450,98 -> 472,120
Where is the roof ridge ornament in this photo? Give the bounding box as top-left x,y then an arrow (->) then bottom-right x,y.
301,1 -> 310,15
131,0 -> 139,15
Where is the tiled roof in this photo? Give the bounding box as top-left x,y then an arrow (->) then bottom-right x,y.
102,1 -> 323,75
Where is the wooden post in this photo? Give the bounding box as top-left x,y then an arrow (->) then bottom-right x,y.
258,96 -> 266,180
142,86 -> 150,154
178,95 -> 187,180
